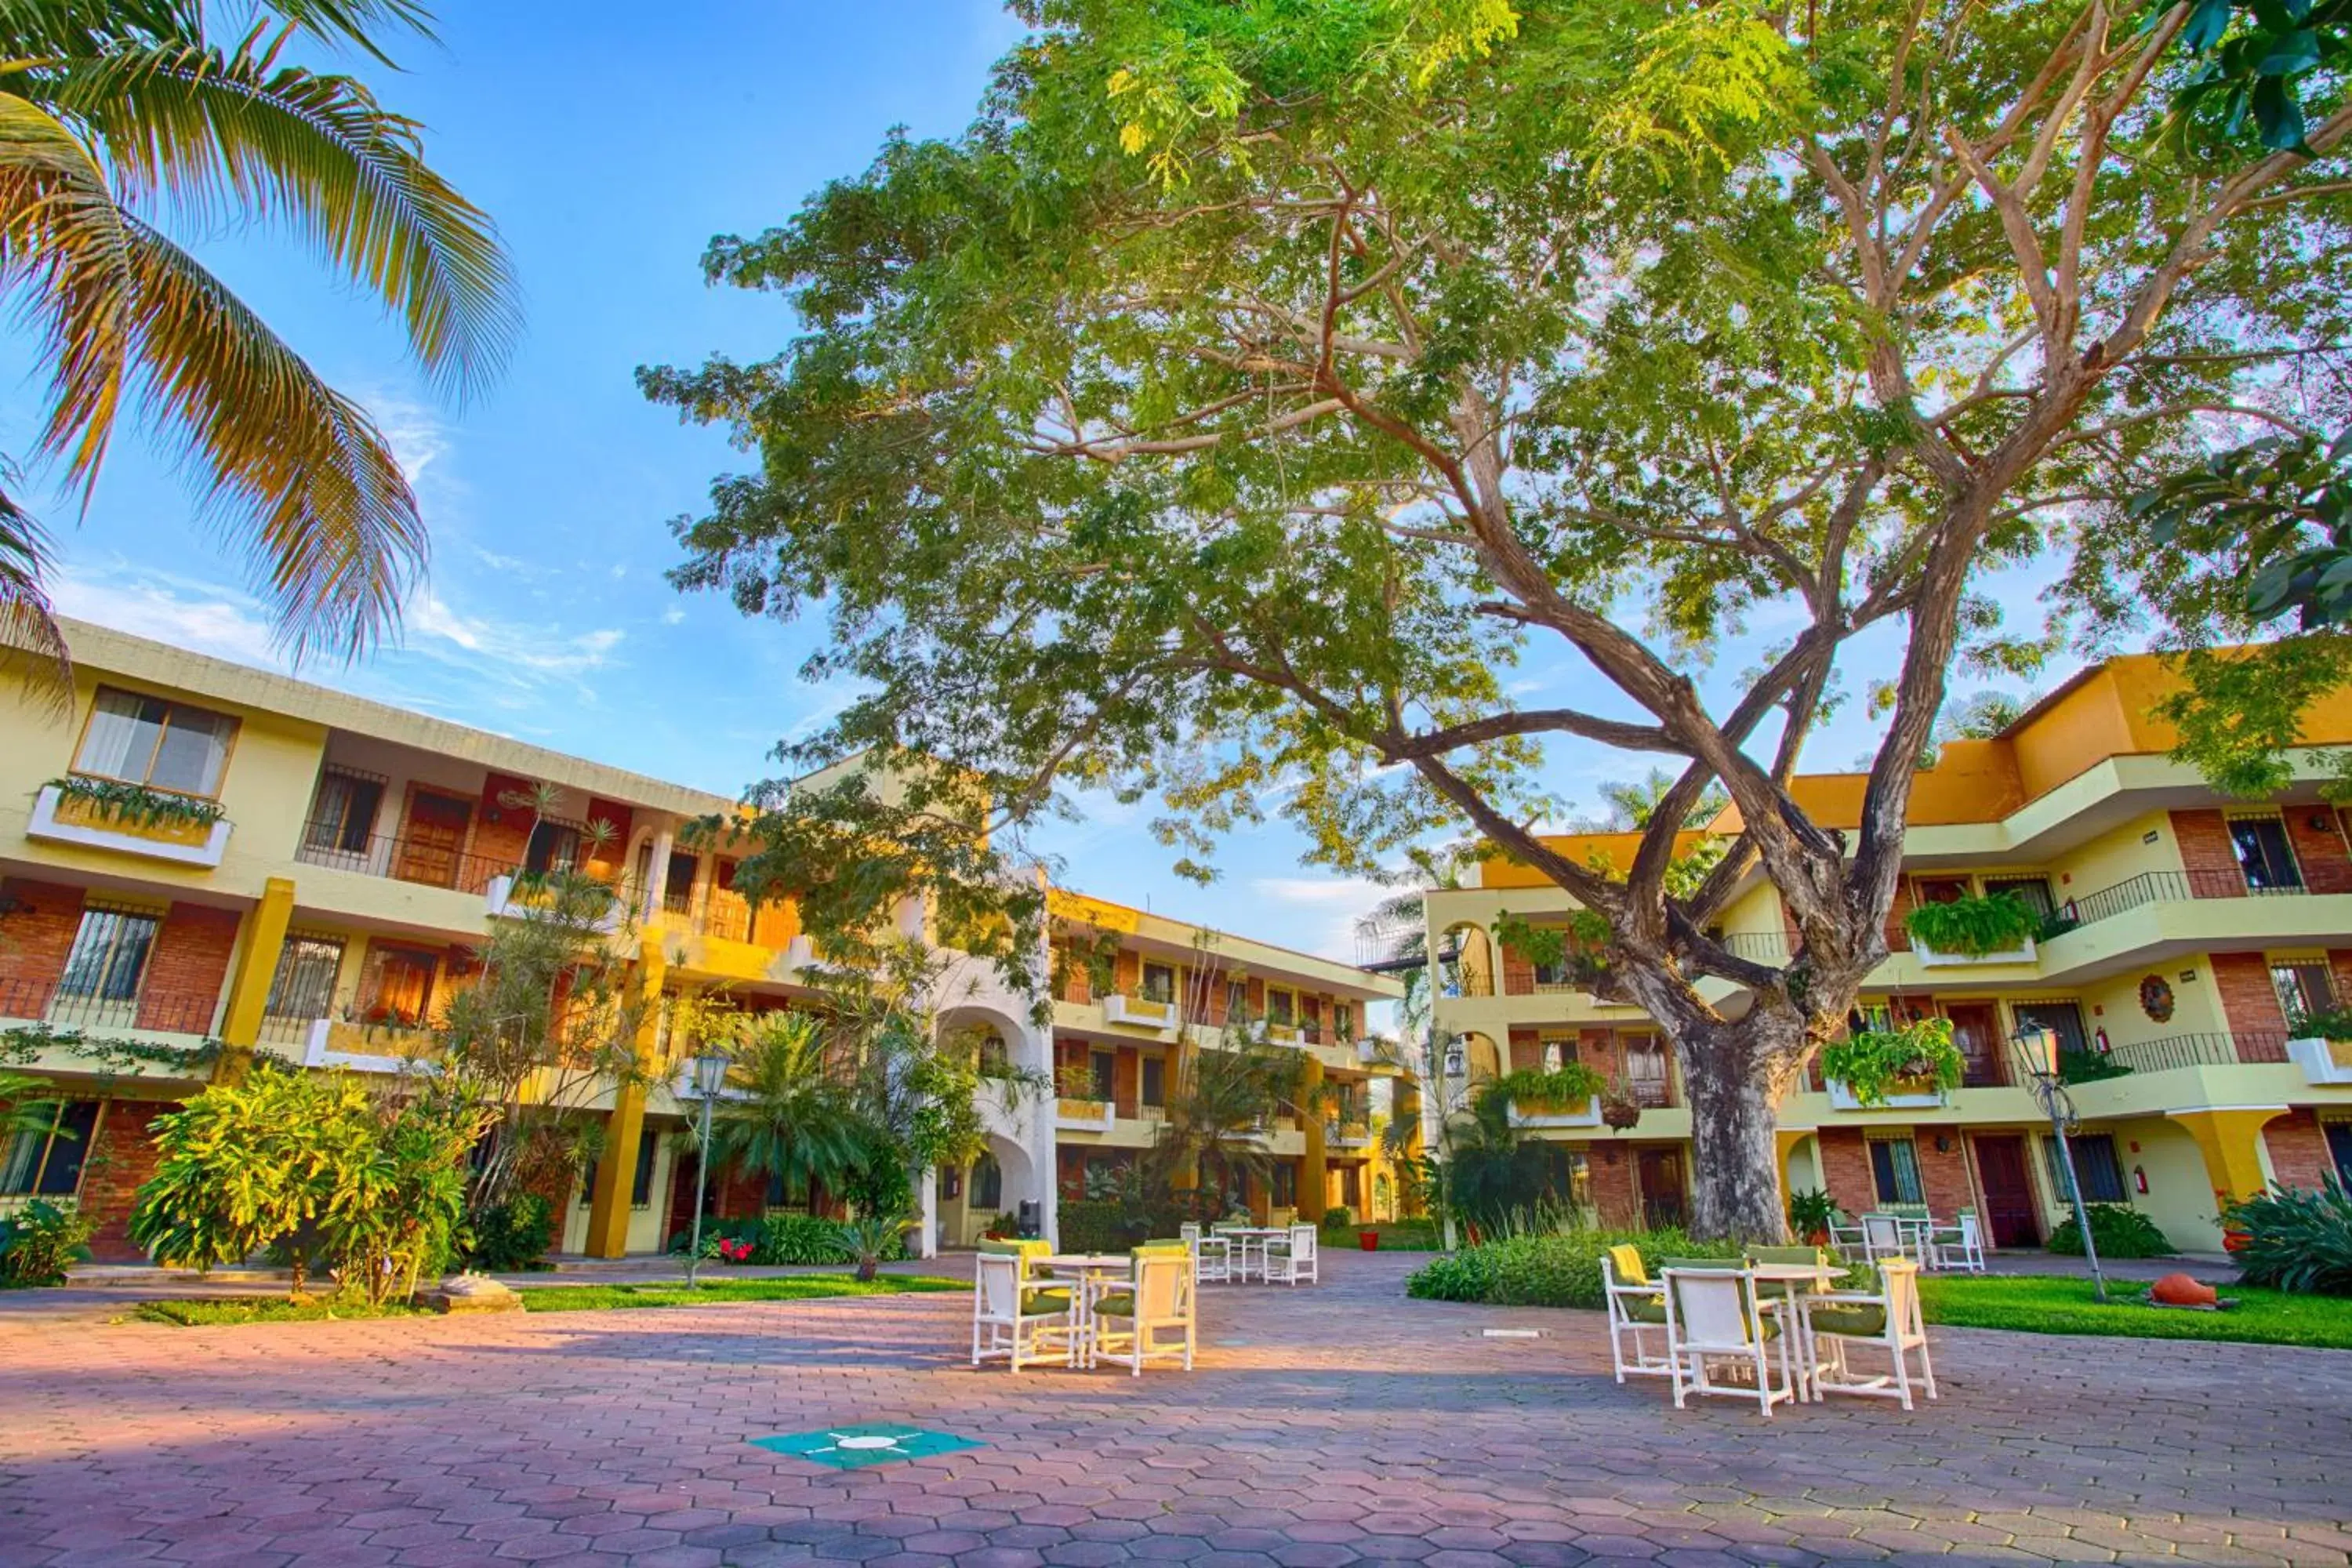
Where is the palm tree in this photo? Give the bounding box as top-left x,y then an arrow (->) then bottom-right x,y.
1145,1033 -> 1310,1219
1,1 -> 519,666
704,1011 -> 869,1208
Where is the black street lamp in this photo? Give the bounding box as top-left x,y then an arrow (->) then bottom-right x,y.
684,1049 -> 731,1288
2009,1021 -> 2109,1302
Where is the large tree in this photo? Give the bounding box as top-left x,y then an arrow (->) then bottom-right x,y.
645,0 -> 2351,1238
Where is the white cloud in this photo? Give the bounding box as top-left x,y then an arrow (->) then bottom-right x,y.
661,605 -> 687,626
50,566 -> 287,671
1250,873 -> 1388,961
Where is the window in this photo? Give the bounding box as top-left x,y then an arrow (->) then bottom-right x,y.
1867,1138 -> 1925,1205
2045,1131 -> 2128,1204
663,851 -> 699,912
524,819 -> 582,877
302,768 -> 383,854
579,1137 -> 661,1210
74,688 -> 238,797
1334,1003 -> 1354,1041
972,1152 -> 1003,1210
977,1030 -> 1009,1075
2326,1120 -> 2352,1187
1266,988 -> 1295,1026
360,945 -> 438,1028
1140,1056 -> 1165,1108
1224,978 -> 1249,1020
1983,876 -> 2056,921
0,1099 -> 100,1196
264,935 -> 344,1022
1271,1162 -> 1297,1209
57,905 -> 158,1006
2230,815 -> 2303,891
1624,1035 -> 1671,1107
1090,1050 -> 1115,1102
2011,1000 -> 2089,1056
1140,961 -> 1176,1004
2272,960 -> 2337,1025
1541,1039 -> 1564,1073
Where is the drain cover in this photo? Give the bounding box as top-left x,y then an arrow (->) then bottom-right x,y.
750,1424 -> 985,1469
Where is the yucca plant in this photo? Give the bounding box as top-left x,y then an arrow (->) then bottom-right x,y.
1,0 -> 518,668
835,1211 -> 914,1283
2230,1175 -> 2352,1298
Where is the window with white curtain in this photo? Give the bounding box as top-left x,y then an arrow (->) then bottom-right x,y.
74,688 -> 238,797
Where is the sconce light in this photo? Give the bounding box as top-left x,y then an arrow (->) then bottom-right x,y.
2310,811 -> 2336,833
1602,1147 -> 1619,1167
1934,1134 -> 1953,1154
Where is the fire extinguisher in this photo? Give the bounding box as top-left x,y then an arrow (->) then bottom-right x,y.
2094,1026 -> 2111,1054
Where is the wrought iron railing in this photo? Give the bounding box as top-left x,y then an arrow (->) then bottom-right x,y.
2056,868 -> 2299,929
0,976 -> 219,1035
2100,1031 -> 2288,1073
294,828 -> 522,895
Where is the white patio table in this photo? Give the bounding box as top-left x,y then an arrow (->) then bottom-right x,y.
1042,1253 -> 1132,1367
1745,1261 -> 1846,1403
1212,1226 -> 1287,1282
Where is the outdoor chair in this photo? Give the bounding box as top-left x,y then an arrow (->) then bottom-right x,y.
1265,1222 -> 1318,1285
1663,1264 -> 1794,1418
1858,1212 -> 1914,1266
1091,1243 -> 1196,1376
1601,1244 -> 1671,1383
1801,1257 -> 1938,1410
1180,1221 -> 1232,1283
1927,1210 -> 1986,1273
971,1250 -> 1076,1371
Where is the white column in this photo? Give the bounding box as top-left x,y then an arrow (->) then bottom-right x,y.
915,1167 -> 939,1259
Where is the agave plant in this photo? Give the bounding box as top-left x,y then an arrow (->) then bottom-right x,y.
2230,1175 -> 2352,1298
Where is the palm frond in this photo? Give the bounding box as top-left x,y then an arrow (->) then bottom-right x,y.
0,467 -> 71,700
258,0 -> 436,64
32,35 -> 518,401
116,214 -> 426,659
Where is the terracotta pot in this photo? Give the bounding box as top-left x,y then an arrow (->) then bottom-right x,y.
2150,1272 -> 2218,1308
1359,1230 -> 1380,1251
1802,1227 -> 1830,1246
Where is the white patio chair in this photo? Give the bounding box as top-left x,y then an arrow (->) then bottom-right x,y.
1859,1212 -> 1911,1265
1092,1246 -> 1196,1376
971,1250 -> 1076,1371
1180,1221 -> 1231,1283
1601,1245 -> 1671,1383
1663,1264 -> 1794,1418
1265,1223 -> 1318,1285
1802,1257 -> 1937,1410
1926,1210 -> 1985,1274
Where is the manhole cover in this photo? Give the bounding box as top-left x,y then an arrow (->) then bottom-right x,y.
750,1424 -> 985,1469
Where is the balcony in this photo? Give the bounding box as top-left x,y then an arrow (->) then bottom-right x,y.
1506,1095 -> 1602,1130
485,871 -> 634,933
294,829 -> 517,896
1102,993 -> 1178,1032
1326,1120 -> 1373,1149
0,977 -> 220,1039
2103,1031 -> 2288,1073
28,780 -> 233,869
2287,1036 -> 2352,1086
1911,935 -> 2036,968
1825,1079 -> 1947,1112
256,1013 -> 437,1074
2058,868 -> 2292,927
1054,1096 -> 1114,1131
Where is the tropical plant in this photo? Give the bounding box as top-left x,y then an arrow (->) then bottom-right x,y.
1820,1019 -> 1965,1106
0,0 -> 519,668
1142,1032 -> 1310,1218
45,775 -> 226,832
1787,1188 -> 1840,1242
2288,1005 -> 2352,1042
1903,895 -> 2039,957
754,1211 -> 851,1266
0,1069 -> 64,1141
1406,1228 -> 1745,1310
0,1197 -> 94,1286
1475,1065 -> 1607,1118
703,1011 -> 867,1205
835,1210 -> 914,1283
456,1192 -> 553,1273
2230,1175 -> 2352,1296
2047,1202 -> 2177,1261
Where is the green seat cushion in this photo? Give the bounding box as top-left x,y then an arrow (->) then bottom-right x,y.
1808,1303 -> 1887,1338
1747,1245 -> 1827,1267
1660,1257 -> 1741,1271
1022,1286 -> 1073,1308
1018,1292 -> 1072,1317
1621,1293 -> 1668,1326
1092,1290 -> 1135,1319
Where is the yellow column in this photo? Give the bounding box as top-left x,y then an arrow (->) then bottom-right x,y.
1300,1055 -> 1327,1223
586,941 -> 668,1258
212,876 -> 296,1084
2169,1108 -> 2281,1211
1773,1128 -> 1809,1196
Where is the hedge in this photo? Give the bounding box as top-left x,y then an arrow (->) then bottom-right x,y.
1406,1228 -> 1744,1309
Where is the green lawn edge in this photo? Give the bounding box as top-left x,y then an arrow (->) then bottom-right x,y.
517,1274 -> 967,1312
1915,1276 -> 2352,1351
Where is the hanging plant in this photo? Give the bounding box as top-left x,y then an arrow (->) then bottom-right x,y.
1598,1078 -> 1642,1130
1819,1018 -> 1963,1105
47,775 -> 227,835
1902,892 -> 2036,956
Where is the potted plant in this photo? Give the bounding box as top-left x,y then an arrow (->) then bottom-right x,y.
1820,1018 -> 1965,1106
1788,1188 -> 1838,1246
1599,1075 -> 1642,1131
1902,891 -> 2038,958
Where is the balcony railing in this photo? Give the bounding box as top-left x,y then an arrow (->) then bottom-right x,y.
2101,1031 -> 2289,1073
294,828 -> 521,895
0,977 -> 218,1036
2059,868 -> 2303,929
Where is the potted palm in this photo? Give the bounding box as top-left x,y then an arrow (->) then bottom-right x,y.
1788,1188 -> 1838,1247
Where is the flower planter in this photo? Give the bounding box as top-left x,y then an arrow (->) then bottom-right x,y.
1359,1230 -> 1380,1251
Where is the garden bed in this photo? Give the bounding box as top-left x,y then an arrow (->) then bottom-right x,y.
517,1275 -> 965,1312
134,1296 -> 433,1327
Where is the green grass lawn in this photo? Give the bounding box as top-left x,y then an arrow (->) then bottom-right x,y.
517,1274 -> 967,1312
135,1295 -> 432,1327
1918,1274 -> 2352,1350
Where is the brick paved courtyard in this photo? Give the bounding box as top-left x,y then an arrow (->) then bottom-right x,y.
4,1254 -> 2350,1567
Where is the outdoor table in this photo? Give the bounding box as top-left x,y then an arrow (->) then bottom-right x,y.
1744,1261 -> 1845,1403
1043,1253 -> 1131,1367
1213,1227 -> 1286,1282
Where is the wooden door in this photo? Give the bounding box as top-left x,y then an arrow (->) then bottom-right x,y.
1945,1003 -> 2005,1087
1636,1147 -> 1687,1230
397,791 -> 472,888
1972,1134 -> 2038,1248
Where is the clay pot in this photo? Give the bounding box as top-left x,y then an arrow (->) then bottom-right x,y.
1359,1230 -> 1380,1251
2150,1272 -> 2218,1308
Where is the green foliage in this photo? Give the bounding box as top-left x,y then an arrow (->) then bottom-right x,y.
2057,1048 -> 2133,1085
520,1275 -> 965,1312
46,775 -> 227,832
1786,1187 -> 1839,1237
1902,894 -> 2038,957
135,1293 -> 431,1327
2047,1203 -> 2176,1259
1918,1274 -> 2352,1350
2230,1175 -> 2352,1296
1321,1205 -> 1354,1228
2287,1004 -> 2352,1041
1057,1199 -> 1145,1254
836,1210 -> 916,1281
457,1194 -> 554,1272
757,1211 -> 852,1266
2159,0 -> 2352,155
0,1198 -> 95,1286
1475,1064 -> 1607,1117
1405,1228 -> 1743,1309
703,1011 -> 866,1200
1820,1018 -> 1963,1105
0,1028 -> 220,1079
1321,1218 -> 1442,1250
129,1065 -> 481,1303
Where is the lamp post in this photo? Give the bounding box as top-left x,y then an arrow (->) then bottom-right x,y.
684,1049 -> 731,1288
2009,1022 -> 2109,1303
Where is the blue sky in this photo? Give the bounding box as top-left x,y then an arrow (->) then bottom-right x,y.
1,2 -> 2078,964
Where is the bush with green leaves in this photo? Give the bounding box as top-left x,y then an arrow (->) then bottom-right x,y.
0,1199 -> 95,1287
2230,1176 -> 2352,1297
1058,1198 -> 1145,1254
1406,1229 -> 1744,1310
757,1211 -> 852,1265
2047,1203 -> 2175,1259
837,1212 -> 915,1282
1902,893 -> 2038,956
1820,1018 -> 1964,1105
1787,1188 -> 1839,1238
459,1193 -> 555,1272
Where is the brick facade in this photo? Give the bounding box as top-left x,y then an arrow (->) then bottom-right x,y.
2284,808 -> 2352,895
1587,1145 -> 1639,1228
1508,1027 -> 1541,1073
1915,1131 -> 1979,1217
2264,1109 -> 2333,1191
1500,942 -> 1534,997
2209,950 -> 2291,1062
2170,809 -> 2245,895
1816,1129 -> 1876,1215
80,1100 -> 174,1261
137,902 -> 238,1032
0,878 -> 85,1000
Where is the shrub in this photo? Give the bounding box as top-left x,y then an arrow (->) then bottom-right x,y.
1057,1198 -> 1144,1254
1902,891 -> 2037,956
837,1212 -> 916,1281
1321,1206 -> 1354,1228
1787,1188 -> 1839,1238
2231,1176 -> 2352,1296
0,1200 -> 96,1287
1405,1228 -> 1744,1309
756,1212 -> 851,1265
2047,1202 -> 2174,1259
1820,1018 -> 1963,1105
459,1193 -> 554,1272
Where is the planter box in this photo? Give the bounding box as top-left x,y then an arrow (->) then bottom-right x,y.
1911,935 -> 2036,968
1102,993 -> 1175,1030
27,784 -> 231,869
1054,1097 -> 1114,1131
1506,1096 -> 1602,1129
485,873 -> 628,933
2287,1036 -> 2352,1087
1825,1077 -> 1947,1111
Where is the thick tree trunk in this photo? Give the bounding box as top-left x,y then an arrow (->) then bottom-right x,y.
1670,1011 -> 1810,1243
